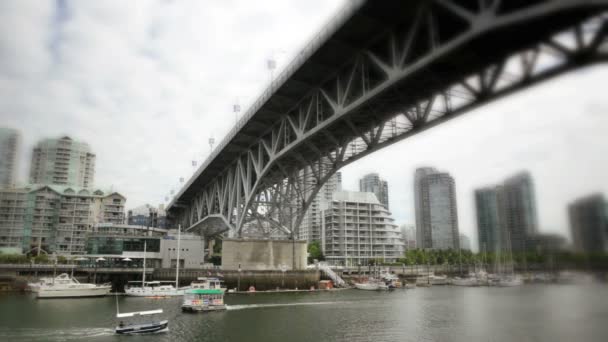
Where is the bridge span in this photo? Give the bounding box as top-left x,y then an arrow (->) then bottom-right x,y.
167,0 -> 608,239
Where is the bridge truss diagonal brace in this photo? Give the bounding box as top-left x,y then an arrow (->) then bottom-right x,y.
173,5 -> 608,240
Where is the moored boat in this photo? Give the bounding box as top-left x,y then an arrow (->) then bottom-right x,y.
495,275 -> 523,287
36,273 -> 111,298
354,281 -> 380,291
452,277 -> 480,287
429,274 -> 449,285
124,281 -> 184,297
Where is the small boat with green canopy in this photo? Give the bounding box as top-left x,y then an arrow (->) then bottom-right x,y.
181,288 -> 226,312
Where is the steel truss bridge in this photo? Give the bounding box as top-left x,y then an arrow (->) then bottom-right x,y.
167,0 -> 608,239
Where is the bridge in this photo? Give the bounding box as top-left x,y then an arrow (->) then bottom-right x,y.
167,0 -> 608,239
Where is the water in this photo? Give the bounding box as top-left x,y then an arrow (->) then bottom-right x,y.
1,284 -> 607,342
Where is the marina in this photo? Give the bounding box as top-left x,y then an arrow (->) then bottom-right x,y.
1,283 -> 607,341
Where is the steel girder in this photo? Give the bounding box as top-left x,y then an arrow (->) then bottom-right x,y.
175,0 -> 608,238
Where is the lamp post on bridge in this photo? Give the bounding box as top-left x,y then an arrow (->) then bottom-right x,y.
233,102 -> 241,125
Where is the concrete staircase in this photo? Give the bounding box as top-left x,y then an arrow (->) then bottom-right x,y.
318,264 -> 347,287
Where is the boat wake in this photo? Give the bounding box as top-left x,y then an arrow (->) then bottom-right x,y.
226,301 -> 348,311
0,327 -> 114,341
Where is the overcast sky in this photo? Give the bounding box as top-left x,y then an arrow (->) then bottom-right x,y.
1,0 -> 607,251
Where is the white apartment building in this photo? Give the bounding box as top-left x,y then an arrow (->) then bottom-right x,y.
30,136 -> 96,188
321,191 -> 404,266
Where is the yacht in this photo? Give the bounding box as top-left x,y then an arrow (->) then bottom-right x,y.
124,281 -> 184,297
354,282 -> 380,291
28,276 -> 55,292
494,275 -> 523,287
452,277 -> 480,287
428,273 -> 449,285
125,226 -> 186,297
452,271 -> 488,286
354,278 -> 390,291
35,273 -> 111,298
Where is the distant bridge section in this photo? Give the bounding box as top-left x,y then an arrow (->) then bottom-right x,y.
168,0 -> 608,238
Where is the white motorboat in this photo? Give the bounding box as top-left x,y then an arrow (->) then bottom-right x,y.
36,273 -> 111,298
429,274 -> 449,285
28,276 -> 55,292
379,271 -> 402,288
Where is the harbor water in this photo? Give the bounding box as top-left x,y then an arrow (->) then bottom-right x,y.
1,284 -> 607,341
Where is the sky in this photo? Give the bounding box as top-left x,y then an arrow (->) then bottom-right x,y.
1,0 -> 607,251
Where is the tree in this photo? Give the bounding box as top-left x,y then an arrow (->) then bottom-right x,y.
307,240 -> 324,264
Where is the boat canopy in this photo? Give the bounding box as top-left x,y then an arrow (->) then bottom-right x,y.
186,289 -> 223,295
116,309 -> 163,318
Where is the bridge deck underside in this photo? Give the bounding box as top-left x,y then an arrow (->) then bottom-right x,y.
169,0 -> 608,237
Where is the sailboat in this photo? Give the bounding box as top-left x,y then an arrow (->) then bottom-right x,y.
115,293 -> 169,334
491,230 -> 523,287
125,225 -> 185,297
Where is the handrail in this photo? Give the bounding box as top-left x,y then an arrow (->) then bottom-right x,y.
168,0 -> 366,210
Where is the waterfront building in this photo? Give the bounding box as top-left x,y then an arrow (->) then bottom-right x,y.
85,223 -> 204,269
475,171 -> 539,254
503,172 -> 539,253
475,186 -> 506,254
359,173 -> 389,209
300,171 -> 341,243
525,233 -> 567,253
400,224 -> 416,250
568,193 -> 608,253
29,136 -> 96,188
414,167 -> 460,250
0,184 -> 125,255
128,204 -> 168,229
321,191 -> 403,266
0,128 -> 19,188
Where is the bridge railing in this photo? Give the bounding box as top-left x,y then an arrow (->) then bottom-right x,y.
169,0 -> 365,209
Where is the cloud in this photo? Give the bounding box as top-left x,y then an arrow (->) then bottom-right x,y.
1,1 -> 607,252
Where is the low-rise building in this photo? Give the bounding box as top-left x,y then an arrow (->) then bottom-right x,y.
321,191 -> 403,266
85,223 -> 204,269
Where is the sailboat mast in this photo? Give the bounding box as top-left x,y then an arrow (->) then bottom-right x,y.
142,238 -> 147,285
115,291 -> 120,315
175,224 -> 181,288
